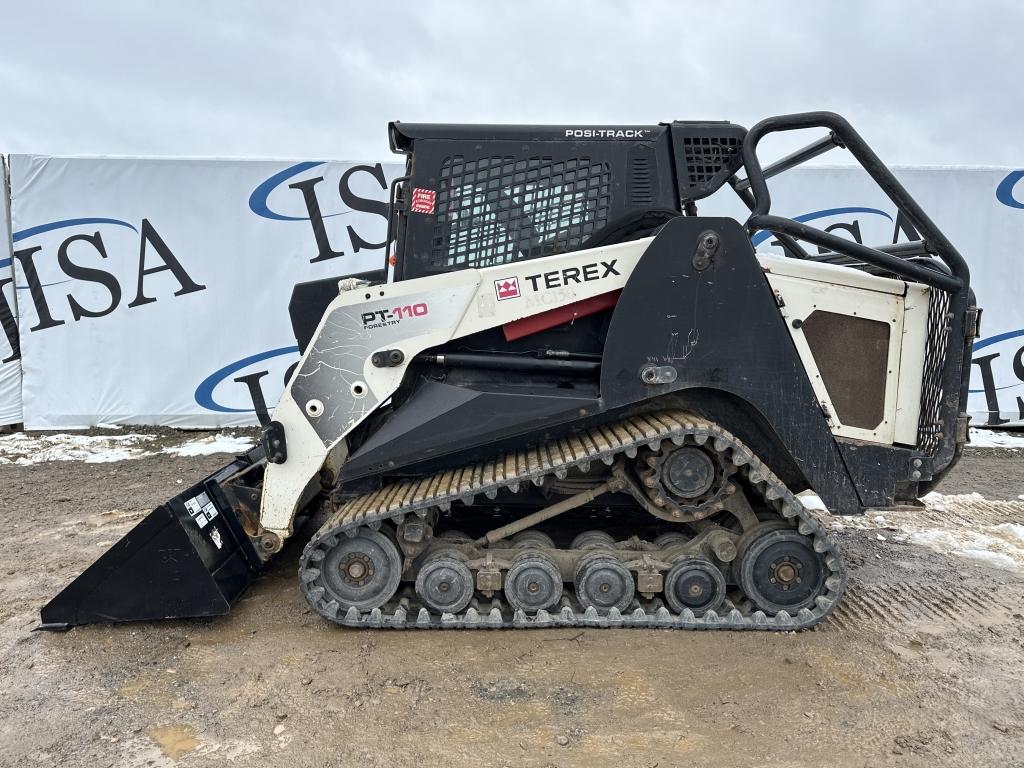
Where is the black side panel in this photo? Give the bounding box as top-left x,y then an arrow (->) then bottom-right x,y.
341,381 -> 598,483
289,269 -> 386,354
600,217 -> 864,514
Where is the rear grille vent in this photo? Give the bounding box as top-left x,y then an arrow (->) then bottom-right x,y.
682,135 -> 742,186
917,290 -> 951,453
627,155 -> 654,206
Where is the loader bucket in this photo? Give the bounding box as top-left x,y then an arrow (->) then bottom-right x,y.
38,452 -> 266,630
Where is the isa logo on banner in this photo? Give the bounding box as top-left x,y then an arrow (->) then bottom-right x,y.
248,161 -> 403,265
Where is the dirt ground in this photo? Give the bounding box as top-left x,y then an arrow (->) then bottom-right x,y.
1,440 -> 1022,768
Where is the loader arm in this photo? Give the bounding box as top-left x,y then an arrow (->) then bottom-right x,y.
259,238 -> 651,541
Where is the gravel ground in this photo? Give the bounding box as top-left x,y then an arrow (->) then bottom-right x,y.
0,440 -> 1022,768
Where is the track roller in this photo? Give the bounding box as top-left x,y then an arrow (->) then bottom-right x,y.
653,532 -> 689,548
504,550 -> 563,613
415,553 -> 475,615
662,555 -> 726,616
736,524 -> 827,614
318,527 -> 402,612
510,530 -> 556,549
570,530 -> 617,550
574,552 -> 635,613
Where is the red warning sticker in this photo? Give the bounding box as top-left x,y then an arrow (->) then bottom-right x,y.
410,187 -> 436,214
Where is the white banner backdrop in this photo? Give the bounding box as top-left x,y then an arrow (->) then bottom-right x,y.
700,165 -> 1024,427
8,155 -> 403,428
5,157 -> 1023,429
0,158 -> 22,425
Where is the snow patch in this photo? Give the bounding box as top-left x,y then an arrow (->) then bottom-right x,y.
921,491 -> 984,512
0,430 -> 255,464
162,434 -> 255,457
969,427 -> 1024,449
0,433 -> 157,465
994,523 -> 1024,545
799,493 -> 828,511
901,520 -> 1024,573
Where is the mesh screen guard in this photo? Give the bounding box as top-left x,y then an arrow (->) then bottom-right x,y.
430,155 -> 612,269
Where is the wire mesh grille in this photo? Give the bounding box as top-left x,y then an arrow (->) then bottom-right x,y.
918,289 -> 951,453
681,136 -> 742,186
429,155 -> 612,269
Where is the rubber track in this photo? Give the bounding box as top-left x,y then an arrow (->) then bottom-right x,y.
299,410 -> 847,630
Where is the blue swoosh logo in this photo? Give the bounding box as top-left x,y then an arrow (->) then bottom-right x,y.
249,161 -> 350,222
0,257 -> 10,270
996,170 -> 1024,209
751,206 -> 894,246
12,217 -> 137,243
969,328 -> 1024,393
195,346 -> 300,413
973,327 -> 1024,352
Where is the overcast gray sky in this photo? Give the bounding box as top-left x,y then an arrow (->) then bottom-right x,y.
0,1 -> 1017,166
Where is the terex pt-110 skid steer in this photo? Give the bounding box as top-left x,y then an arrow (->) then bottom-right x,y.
41,112 -> 978,632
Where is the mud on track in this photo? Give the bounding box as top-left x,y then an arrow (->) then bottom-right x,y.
0,444 -> 1022,767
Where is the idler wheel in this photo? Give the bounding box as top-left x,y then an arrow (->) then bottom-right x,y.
570,530 -> 616,550
574,552 -> 635,613
504,551 -> 563,613
737,526 -> 826,614
415,554 -> 475,615
663,555 -> 726,616
321,527 -> 402,612
510,530 -> 556,549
